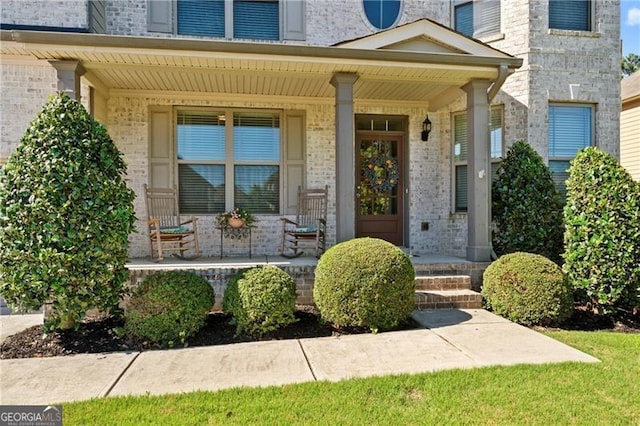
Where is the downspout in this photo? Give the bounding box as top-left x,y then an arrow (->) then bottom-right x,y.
487,64 -> 510,260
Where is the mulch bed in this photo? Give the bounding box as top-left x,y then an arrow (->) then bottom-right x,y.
0,306 -> 416,360
1,305 -> 637,360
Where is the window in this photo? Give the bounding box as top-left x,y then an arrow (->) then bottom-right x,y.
453,0 -> 500,38
176,0 -> 280,40
177,109 -> 281,214
549,0 -> 591,31
453,106 -> 503,212
548,104 -> 593,199
363,0 -> 402,30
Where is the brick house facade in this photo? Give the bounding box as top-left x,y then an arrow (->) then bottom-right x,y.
0,0 -> 621,261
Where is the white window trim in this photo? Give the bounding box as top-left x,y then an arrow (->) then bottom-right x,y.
451,105 -> 504,214
174,106 -> 284,214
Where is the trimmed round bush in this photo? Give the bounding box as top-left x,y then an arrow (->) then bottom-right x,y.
125,271 -> 215,347
222,266 -> 297,336
482,252 -> 573,326
492,140 -> 564,264
313,237 -> 415,331
563,147 -> 640,313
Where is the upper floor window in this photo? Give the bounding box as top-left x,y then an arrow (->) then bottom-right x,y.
177,0 -> 279,40
149,0 -> 305,41
453,0 -> 500,39
363,0 -> 402,30
453,106 -> 503,212
548,104 -> 594,199
549,0 -> 591,31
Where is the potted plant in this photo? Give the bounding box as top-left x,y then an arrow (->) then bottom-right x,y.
216,207 -> 256,229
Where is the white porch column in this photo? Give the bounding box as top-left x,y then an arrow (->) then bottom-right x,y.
330,73 -> 358,243
48,60 -> 86,101
463,80 -> 492,262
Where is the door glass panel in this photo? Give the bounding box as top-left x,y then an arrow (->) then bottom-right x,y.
359,139 -> 399,216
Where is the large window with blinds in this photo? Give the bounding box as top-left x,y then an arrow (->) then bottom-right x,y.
177,109 -> 281,214
548,104 -> 594,199
453,0 -> 500,38
177,0 -> 280,40
549,0 -> 591,31
453,106 -> 503,212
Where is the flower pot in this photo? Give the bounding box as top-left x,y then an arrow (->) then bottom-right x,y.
228,217 -> 246,228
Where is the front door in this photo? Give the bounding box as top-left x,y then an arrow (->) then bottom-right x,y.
356,135 -> 403,245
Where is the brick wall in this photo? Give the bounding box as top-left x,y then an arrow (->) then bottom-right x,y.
1,0 -> 88,28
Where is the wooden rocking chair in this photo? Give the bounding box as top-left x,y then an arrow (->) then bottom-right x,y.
144,184 -> 200,262
281,186 -> 328,258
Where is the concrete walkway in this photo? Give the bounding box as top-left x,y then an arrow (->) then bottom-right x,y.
0,309 -> 599,405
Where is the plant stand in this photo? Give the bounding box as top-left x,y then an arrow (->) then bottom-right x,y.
218,224 -> 252,259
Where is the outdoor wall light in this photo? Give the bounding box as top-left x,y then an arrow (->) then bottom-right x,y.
421,115 -> 432,141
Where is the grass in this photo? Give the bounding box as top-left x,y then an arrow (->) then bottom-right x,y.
64,331 -> 639,425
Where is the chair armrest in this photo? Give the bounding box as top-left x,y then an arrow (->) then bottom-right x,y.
180,217 -> 198,226
146,218 -> 161,230
281,218 -> 298,226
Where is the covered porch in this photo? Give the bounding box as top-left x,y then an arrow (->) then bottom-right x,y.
1,20 -> 523,262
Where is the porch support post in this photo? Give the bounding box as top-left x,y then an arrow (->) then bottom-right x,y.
330,72 -> 358,243
48,60 -> 86,101
462,79 -> 492,262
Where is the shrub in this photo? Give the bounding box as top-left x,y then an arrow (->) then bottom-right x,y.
563,147 -> 640,313
313,237 -> 415,331
492,140 -> 564,264
0,93 -> 135,331
482,252 -> 573,326
222,266 -> 297,336
125,271 -> 215,347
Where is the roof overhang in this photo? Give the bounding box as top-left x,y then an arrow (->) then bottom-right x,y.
1,26 -> 523,108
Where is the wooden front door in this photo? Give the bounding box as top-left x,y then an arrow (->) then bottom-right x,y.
356,135 -> 404,245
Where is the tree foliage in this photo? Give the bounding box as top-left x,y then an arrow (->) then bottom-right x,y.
563,147 -> 640,313
621,53 -> 640,77
0,93 -> 136,330
492,140 -> 564,264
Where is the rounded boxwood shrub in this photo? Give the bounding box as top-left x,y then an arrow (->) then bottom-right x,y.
125,271 -> 215,347
0,93 -> 135,331
482,252 -> 573,326
492,140 -> 564,264
313,237 -> 415,331
563,147 -> 640,313
222,266 -> 297,336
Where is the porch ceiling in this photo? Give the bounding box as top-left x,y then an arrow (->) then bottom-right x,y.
1,30 -> 522,104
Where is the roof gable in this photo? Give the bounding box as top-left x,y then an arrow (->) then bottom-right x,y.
336,19 -> 513,59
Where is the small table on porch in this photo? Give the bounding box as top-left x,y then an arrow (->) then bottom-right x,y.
217,224 -> 253,259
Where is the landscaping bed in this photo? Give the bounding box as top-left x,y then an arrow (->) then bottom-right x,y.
0,306 -> 417,359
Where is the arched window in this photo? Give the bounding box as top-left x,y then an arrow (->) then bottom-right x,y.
363,0 -> 401,30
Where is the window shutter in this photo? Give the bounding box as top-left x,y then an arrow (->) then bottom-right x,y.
177,0 -> 225,37
549,0 -> 590,31
149,106 -> 173,188
234,0 -> 279,40
548,105 -> 592,157
148,0 -> 173,33
284,111 -> 306,214
473,0 -> 500,38
283,0 -> 305,41
455,3 -> 474,37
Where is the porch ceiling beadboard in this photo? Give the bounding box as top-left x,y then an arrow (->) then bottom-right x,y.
0,19 -> 521,105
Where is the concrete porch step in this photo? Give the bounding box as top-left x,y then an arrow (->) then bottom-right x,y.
415,275 -> 472,291
414,289 -> 483,310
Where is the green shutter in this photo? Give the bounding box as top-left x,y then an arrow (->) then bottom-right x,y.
149,106 -> 173,188
284,110 -> 306,214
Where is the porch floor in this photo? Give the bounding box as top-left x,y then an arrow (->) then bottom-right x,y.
126,253 -> 472,271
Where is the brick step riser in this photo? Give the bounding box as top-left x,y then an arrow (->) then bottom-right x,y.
414,275 -> 472,291
414,291 -> 483,310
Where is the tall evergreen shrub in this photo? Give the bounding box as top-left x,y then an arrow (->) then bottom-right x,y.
492,140 -> 564,263
563,147 -> 640,313
0,93 -> 136,330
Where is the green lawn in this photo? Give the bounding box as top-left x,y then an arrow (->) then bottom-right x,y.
64,331 -> 639,425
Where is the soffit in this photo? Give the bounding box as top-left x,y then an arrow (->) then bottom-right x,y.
1,30 -> 520,103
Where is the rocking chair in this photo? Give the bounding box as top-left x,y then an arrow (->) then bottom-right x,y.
281,186 -> 328,258
144,184 -> 200,262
